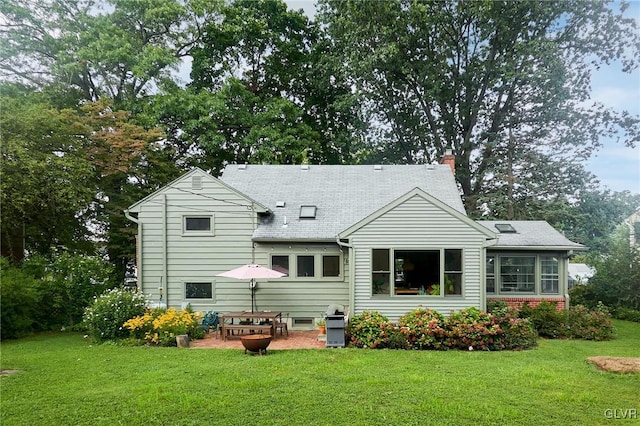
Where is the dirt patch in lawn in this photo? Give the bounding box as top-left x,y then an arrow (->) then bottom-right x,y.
587,357 -> 640,373
0,370 -> 21,376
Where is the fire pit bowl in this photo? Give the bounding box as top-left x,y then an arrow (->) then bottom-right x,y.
240,334 -> 272,355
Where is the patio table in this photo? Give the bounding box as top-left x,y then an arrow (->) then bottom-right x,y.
221,311 -> 282,341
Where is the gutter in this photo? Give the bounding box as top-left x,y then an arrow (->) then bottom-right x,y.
124,209 -> 142,292
336,237 -> 355,317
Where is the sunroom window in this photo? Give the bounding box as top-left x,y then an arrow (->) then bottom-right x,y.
500,256 -> 535,293
541,256 -> 559,293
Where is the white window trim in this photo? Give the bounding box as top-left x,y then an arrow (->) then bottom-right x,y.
182,214 -> 215,236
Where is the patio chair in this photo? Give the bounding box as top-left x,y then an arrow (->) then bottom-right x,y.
275,313 -> 289,337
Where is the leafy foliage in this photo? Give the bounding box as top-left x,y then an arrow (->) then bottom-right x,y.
346,310 -> 395,349
574,227 -> 640,311
398,307 -> 448,350
445,307 -> 502,351
566,304 -> 614,341
518,301 -> 567,338
124,308 -> 203,346
0,258 -> 42,339
83,288 -> 147,342
320,0 -> 639,216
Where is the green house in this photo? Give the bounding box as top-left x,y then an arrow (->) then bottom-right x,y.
126,161 -> 584,327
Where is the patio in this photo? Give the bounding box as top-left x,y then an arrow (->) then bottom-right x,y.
190,330 -> 327,350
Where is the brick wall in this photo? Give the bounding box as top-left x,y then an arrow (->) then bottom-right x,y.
487,297 -> 566,311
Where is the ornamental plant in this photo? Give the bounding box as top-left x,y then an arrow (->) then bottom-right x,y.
124,308 -> 203,346
566,304 -> 613,341
445,307 -> 502,351
398,307 -> 447,350
491,307 -> 538,350
83,288 -> 146,342
346,310 -> 395,349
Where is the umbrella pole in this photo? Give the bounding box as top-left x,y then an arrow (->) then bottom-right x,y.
251,279 -> 255,314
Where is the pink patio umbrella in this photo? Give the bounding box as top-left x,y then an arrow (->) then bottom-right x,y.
216,264 -> 286,313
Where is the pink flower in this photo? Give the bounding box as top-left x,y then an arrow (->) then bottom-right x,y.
468,346 -> 474,351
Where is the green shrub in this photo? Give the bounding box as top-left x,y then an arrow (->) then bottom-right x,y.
486,300 -> 509,314
346,311 -> 395,349
612,307 -> 640,323
83,288 -> 146,342
492,308 -> 538,350
566,304 -> 614,341
445,307 -> 502,351
398,307 -> 447,350
0,259 -> 42,339
519,301 -> 567,338
40,253 -> 114,328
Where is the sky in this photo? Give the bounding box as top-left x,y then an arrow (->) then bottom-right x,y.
285,0 -> 640,194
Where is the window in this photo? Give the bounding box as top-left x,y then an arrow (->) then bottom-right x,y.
486,256 -> 496,294
372,249 -> 465,296
297,255 -> 315,277
372,249 -> 390,295
541,256 -> 559,293
444,249 -> 462,295
322,255 -> 340,277
395,250 -> 440,295
495,224 -> 517,233
184,216 -> 212,232
271,255 -> 289,277
185,282 -> 213,299
500,256 -> 535,293
299,205 -> 317,219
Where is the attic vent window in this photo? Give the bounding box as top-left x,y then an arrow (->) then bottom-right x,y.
237,164 -> 247,170
301,164 -> 309,171
276,201 -> 286,208
374,165 -> 382,171
495,224 -> 517,233
299,205 -> 317,219
191,176 -> 203,190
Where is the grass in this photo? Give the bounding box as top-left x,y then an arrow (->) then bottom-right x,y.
1,320 -> 639,426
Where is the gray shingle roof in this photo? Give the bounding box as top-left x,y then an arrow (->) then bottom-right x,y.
477,221 -> 586,250
220,164 -> 464,241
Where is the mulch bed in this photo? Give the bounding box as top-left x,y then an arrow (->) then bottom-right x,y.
587,357 -> 640,373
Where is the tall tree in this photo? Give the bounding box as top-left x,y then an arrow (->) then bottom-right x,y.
319,0 -> 639,215
0,0 -> 223,108
177,0 -> 363,169
0,85 -> 96,259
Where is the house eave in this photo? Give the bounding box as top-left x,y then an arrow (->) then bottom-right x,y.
252,237 -> 338,244
487,245 -> 587,251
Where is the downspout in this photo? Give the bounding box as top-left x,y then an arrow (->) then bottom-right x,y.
124,209 -> 142,292
337,237 -> 354,316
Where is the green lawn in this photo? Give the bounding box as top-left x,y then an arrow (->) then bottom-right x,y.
1,320 -> 638,426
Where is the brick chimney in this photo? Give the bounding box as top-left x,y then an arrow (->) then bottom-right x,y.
440,149 -> 455,174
